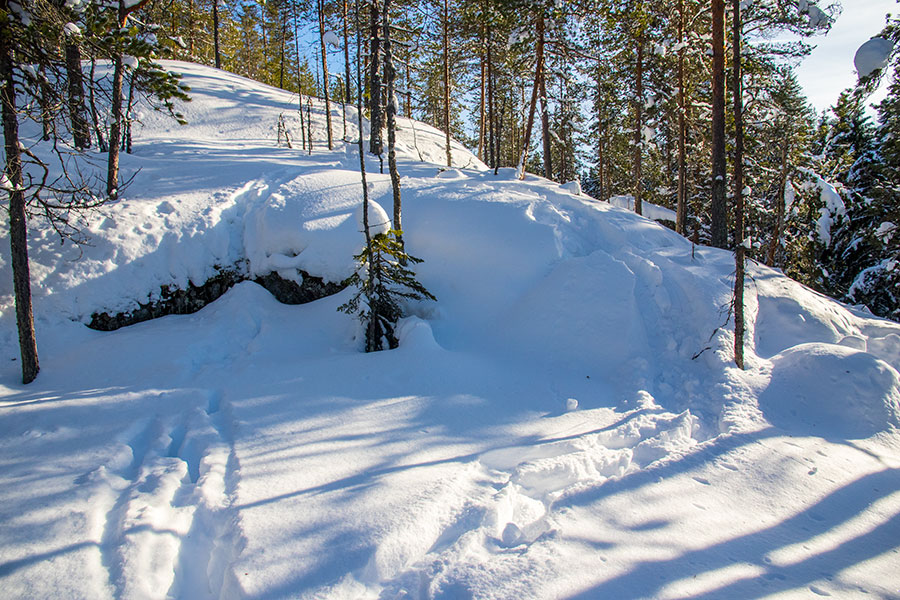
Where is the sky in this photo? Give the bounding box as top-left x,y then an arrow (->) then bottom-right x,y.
794,0 -> 896,116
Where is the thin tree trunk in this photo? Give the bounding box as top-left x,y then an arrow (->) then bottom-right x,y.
88,57 -> 107,152
279,17 -> 286,90
767,139 -> 790,267
539,17 -> 551,180
383,0 -> 403,253
124,68 -> 136,153
342,0 -> 351,104
293,0 -> 306,150
676,0 -> 687,234
188,0 -> 195,55
487,23 -> 496,171
355,0 -> 379,351
478,42 -> 485,162
710,0 -> 727,248
442,0 -> 451,166
517,9 -> 544,179
319,0 -> 333,149
1,14 -> 39,384
106,49 -> 124,198
404,47 -> 411,118
106,0 -> 151,198
598,124 -> 605,201
368,0 -> 383,156
732,0 -> 745,369
633,35 -> 644,216
66,41 -> 91,150
213,0 -> 221,69
36,66 -> 53,141
307,96 -> 313,154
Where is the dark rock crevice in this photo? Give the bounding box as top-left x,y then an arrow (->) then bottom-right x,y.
88,268 -> 346,331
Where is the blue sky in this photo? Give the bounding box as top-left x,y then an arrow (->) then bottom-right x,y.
794,0 -> 896,116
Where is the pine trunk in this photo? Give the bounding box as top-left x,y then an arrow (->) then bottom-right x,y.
487,23 -> 496,170
732,0 -> 745,369
319,0 -> 334,150
676,0 -> 687,234
442,0 -> 451,167
342,0 -> 351,104
539,31 -> 551,181
383,0 -> 402,252
478,45 -> 485,162
1,11 -> 40,384
65,42 -> 91,150
106,51 -> 124,198
517,10 -> 544,179
633,36 -> 644,216
767,138 -> 790,267
213,0 -> 221,69
368,0 -> 383,156
710,0 -> 727,248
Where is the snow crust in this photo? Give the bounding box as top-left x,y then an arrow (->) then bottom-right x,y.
2,62 -> 900,600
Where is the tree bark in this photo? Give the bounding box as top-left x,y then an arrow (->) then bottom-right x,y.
1,11 -> 40,384
355,0 -> 379,351
676,0 -> 687,234
442,0 -> 451,167
539,17 -> 551,181
106,50 -> 124,198
710,0 -> 727,248
213,0 -> 221,69
487,22 -> 496,171
106,0 -> 151,198
767,138 -> 789,267
88,57 -> 107,152
342,0 -> 351,104
368,0 -> 383,156
384,0 -> 402,247
65,41 -> 91,150
732,0 -> 745,369
633,35 -> 644,216
517,9 -> 544,179
478,41 -> 485,162
319,0 -> 334,150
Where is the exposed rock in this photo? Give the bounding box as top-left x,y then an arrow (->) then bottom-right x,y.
88,268 -> 345,331
254,271 -> 345,305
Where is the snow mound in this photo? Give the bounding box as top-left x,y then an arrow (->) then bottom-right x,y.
759,343 -> 900,438
855,37 -> 894,78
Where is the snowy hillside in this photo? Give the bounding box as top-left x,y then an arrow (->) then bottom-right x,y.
1,62 -> 900,599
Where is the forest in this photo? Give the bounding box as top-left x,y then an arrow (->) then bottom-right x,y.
115,0 -> 900,327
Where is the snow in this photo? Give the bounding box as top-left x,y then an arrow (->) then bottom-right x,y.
608,194 -> 677,222
799,170 -> 846,247
855,37 -> 894,78
63,22 -> 81,37
2,61 -> 900,600
323,30 -> 342,48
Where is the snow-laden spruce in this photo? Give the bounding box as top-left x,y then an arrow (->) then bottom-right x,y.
2,62 -> 900,600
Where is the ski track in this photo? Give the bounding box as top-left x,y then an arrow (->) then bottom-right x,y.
93,388 -> 243,600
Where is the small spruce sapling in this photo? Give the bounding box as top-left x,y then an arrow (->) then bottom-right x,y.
339,229 -> 435,352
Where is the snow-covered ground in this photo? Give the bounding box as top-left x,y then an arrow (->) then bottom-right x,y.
1,62 -> 900,599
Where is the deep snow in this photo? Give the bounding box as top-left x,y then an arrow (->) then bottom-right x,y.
1,62 -> 900,599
